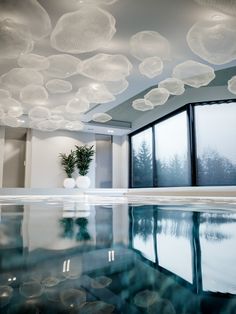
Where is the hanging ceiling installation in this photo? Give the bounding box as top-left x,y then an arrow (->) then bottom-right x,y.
0,0 -> 236,133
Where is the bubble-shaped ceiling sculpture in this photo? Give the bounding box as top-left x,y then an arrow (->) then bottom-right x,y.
50,6 -> 116,53
77,0 -> 118,5
194,0 -> 236,17
46,79 -> 72,94
0,89 -> 11,99
20,85 -> 48,105
37,119 -> 60,132
92,113 -> 112,123
0,18 -> 34,59
187,17 -> 236,65
66,97 -> 90,114
159,78 -> 185,95
139,57 -> 164,79
1,68 -> 44,91
45,54 -> 81,79
80,54 -> 132,82
78,84 -> 115,104
0,0 -> 51,40
228,76 -> 236,95
8,106 -> 23,118
132,98 -> 153,111
0,108 -> 4,119
130,31 -> 171,61
18,54 -> 49,70
104,79 -> 129,95
144,88 -> 170,106
64,121 -> 84,131
172,60 -> 215,88
29,106 -> 50,121
2,115 -> 21,127
0,97 -> 21,111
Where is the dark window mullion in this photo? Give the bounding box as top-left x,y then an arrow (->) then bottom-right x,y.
152,125 -> 157,187
187,104 -> 197,186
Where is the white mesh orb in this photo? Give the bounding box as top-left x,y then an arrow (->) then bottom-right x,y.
18,53 -> 49,70
45,54 -> 81,79
20,84 -> 48,105
228,76 -> 236,95
172,60 -> 215,88
29,106 -> 51,121
144,88 -> 170,106
2,115 -> 20,127
50,6 -> 116,53
0,89 -> 11,99
77,0 -> 118,4
78,84 -> 115,104
66,97 -> 90,114
132,98 -> 153,111
159,78 -> 185,95
80,53 -> 132,82
194,0 -> 236,17
104,79 -> 129,95
1,68 -> 44,91
187,18 -> 236,65
0,18 -> 34,59
46,79 -> 72,94
130,31 -> 171,61
65,121 -> 84,131
37,119 -> 60,132
92,112 -> 112,123
8,106 -> 23,118
0,0 -> 51,40
139,57 -> 164,78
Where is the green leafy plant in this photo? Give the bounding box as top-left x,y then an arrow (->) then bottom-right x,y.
75,145 -> 95,176
59,150 -> 76,178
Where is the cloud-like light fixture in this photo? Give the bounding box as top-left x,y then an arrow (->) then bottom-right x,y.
92,113 -> 112,123
228,76 -> 236,95
0,19 -> 33,59
0,0 -> 52,40
0,97 -> 22,111
130,31 -> 171,61
132,98 -> 153,111
37,119 -> 60,132
194,0 -> 236,17
18,53 -> 49,70
78,84 -> 115,104
66,97 -> 90,114
144,88 -> 170,106
46,79 -> 72,94
64,121 -> 84,131
2,115 -> 21,127
20,84 -> 48,105
50,6 -> 116,53
29,106 -> 51,121
139,57 -> 164,79
104,79 -> 129,95
80,53 -> 132,82
187,17 -> 236,65
45,54 -> 81,79
159,78 -> 185,95
77,0 -> 118,5
8,106 -> 23,118
0,108 -> 4,119
0,89 -> 11,99
1,68 -> 44,91
172,60 -> 215,88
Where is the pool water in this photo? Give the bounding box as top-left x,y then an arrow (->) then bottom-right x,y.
0,200 -> 236,313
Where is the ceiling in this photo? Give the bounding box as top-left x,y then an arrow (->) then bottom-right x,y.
0,0 -> 235,135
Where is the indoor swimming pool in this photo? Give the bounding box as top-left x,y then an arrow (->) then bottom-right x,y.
0,197 -> 236,314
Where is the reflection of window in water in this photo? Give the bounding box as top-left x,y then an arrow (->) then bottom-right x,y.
200,213 -> 236,294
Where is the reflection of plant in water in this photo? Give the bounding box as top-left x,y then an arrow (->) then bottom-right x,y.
60,218 -> 74,239
75,218 -> 91,242
133,207 -> 154,241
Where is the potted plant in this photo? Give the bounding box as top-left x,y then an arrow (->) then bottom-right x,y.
75,145 -> 95,189
59,150 -> 76,188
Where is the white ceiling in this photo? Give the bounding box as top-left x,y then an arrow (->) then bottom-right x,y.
0,0 -> 235,134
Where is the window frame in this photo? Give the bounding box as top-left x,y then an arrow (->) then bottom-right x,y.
129,99 -> 236,188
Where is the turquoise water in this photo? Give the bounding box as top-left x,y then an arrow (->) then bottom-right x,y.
0,201 -> 236,313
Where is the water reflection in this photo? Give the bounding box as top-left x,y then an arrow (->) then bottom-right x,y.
0,202 -> 236,313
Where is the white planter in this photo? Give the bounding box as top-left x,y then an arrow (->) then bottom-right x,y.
63,178 -> 76,189
76,176 -> 91,189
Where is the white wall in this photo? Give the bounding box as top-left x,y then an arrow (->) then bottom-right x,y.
27,129 -> 96,188
112,135 -> 129,188
0,126 -> 5,188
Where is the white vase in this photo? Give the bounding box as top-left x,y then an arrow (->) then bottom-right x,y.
76,176 -> 91,189
63,178 -> 76,189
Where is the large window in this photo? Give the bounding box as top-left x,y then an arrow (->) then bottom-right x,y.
131,128 -> 153,187
129,100 -> 236,187
195,102 -> 236,186
155,111 -> 191,187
